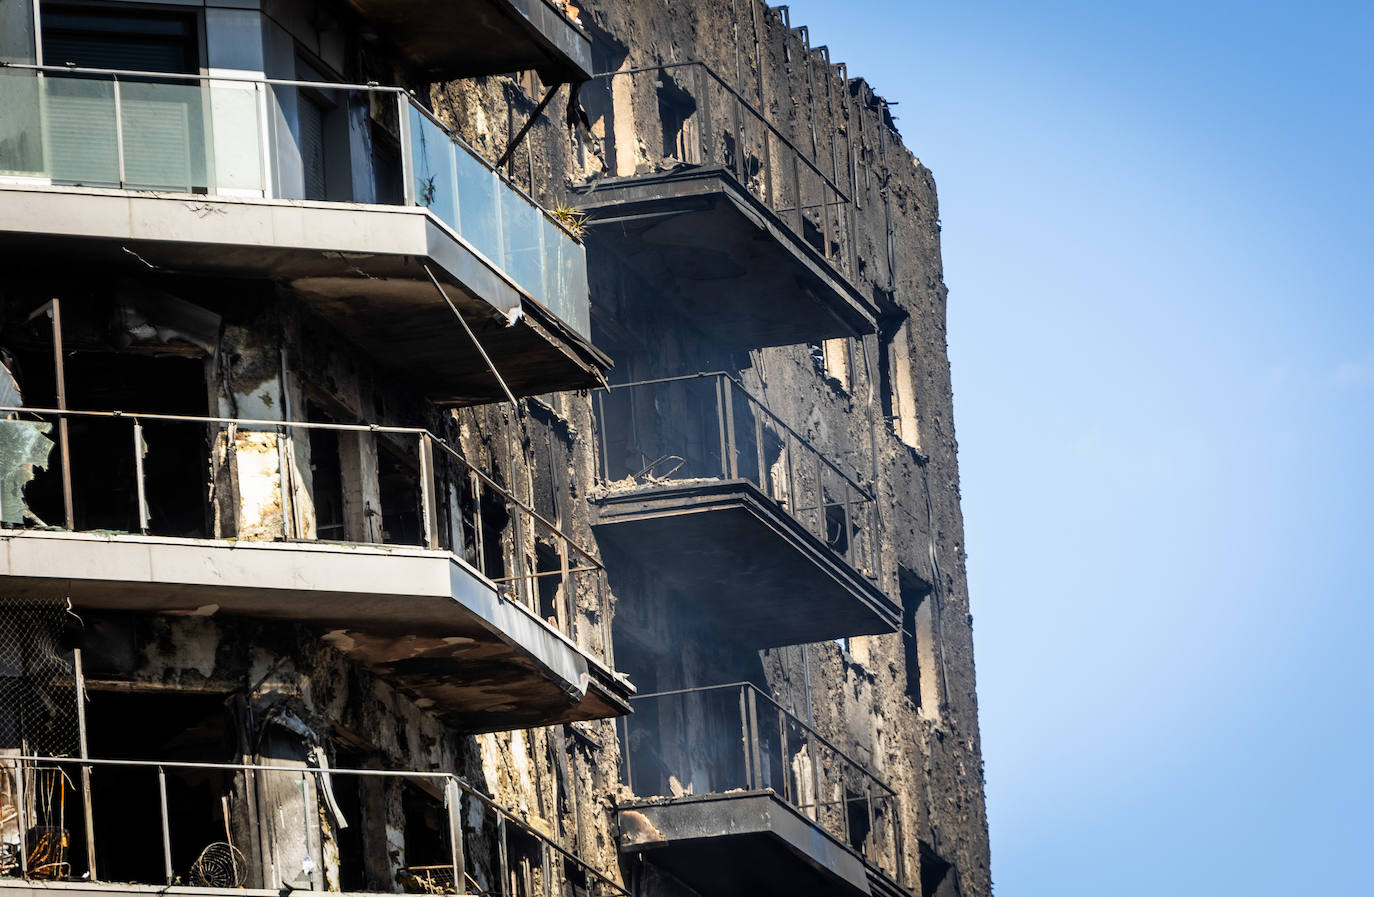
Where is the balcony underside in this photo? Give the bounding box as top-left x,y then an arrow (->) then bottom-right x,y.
342,0 -> 593,82
574,167 -> 879,352
592,480 -> 898,648
618,792 -> 871,897
0,186 -> 608,404
0,530 -> 632,733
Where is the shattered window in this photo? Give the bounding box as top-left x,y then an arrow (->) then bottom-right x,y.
0,419 -> 54,525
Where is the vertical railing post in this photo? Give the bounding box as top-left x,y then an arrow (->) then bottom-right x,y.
541,842 -> 552,897
445,777 -> 466,895
791,152 -> 803,234
398,92 -> 415,207
864,782 -> 875,860
497,814 -> 510,897
841,480 -> 853,566
721,377 -> 738,480
784,432 -> 798,516
814,452 -> 825,542
158,766 -> 174,885
745,687 -> 763,791
714,377 -> 729,480
470,471 -> 486,574
820,171 -> 833,259
112,74 -> 127,188
754,404 -> 766,494
694,64 -> 712,166
14,758 -> 28,877
49,297 -> 74,530
133,419 -> 149,534
74,648 -> 96,881
778,708 -> 791,803
737,686 -> 752,789
419,434 -> 439,549
731,89 -> 745,183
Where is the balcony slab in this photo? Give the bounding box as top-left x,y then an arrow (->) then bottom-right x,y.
0,185 -> 608,404
342,0 -> 593,82
0,529 -> 631,732
591,480 -> 899,648
574,166 -> 880,352
617,791 -> 871,897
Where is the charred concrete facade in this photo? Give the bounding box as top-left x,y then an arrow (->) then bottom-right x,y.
0,2 -> 988,897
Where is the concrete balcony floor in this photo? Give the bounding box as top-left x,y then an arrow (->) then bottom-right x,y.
0,186 -> 608,405
0,529 -> 631,732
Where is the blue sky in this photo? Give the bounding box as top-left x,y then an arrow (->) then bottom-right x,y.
782,2 -> 1373,893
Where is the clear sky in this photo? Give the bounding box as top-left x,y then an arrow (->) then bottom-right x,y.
780,2 -> 1373,893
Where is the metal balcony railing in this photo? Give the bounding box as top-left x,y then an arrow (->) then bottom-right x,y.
0,63 -> 588,339
617,683 -> 905,886
593,372 -> 878,580
581,61 -> 857,279
0,754 -> 627,896
0,406 -> 612,668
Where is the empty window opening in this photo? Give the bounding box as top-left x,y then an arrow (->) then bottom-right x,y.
12,345 -> 209,537
824,489 -> 850,557
330,743 -> 390,892
655,72 -> 698,163
398,782 -> 451,887
535,540 -> 564,627
76,690 -> 235,885
844,787 -> 873,854
918,840 -> 960,897
305,403 -> 346,541
900,570 -> 939,718
887,320 -> 920,451
377,440 -> 421,546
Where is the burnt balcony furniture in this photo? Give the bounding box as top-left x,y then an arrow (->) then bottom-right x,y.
0,408 -> 632,733
572,62 -> 880,353
0,65 -> 604,405
0,755 -> 628,896
592,373 -> 899,648
341,0 -> 593,82
616,683 -> 910,897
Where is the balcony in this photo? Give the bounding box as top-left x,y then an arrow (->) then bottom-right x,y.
0,408 -> 632,733
616,683 -> 909,897
572,62 -> 879,353
0,755 -> 626,896
592,373 -> 898,649
0,65 -> 605,405
342,0 -> 593,82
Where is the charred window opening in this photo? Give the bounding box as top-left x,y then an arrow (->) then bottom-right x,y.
400,783 -> 449,870
656,72 -> 698,163
330,744 -> 390,893
824,489 -> 850,556
844,788 -> 872,853
503,825 -> 545,897
305,402 -> 346,541
918,840 -> 960,897
377,440 -> 421,546
535,540 -> 563,627
9,342 -> 209,537
900,568 -> 939,717
77,690 -> 235,885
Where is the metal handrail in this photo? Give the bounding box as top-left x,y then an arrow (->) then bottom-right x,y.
1,754 -> 629,896
628,681 -> 896,799
618,680 -> 905,884
0,404 -> 599,572
600,372 -> 873,501
0,62 -> 582,244
590,61 -> 850,203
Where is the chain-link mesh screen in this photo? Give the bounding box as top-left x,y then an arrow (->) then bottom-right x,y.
0,595 -> 79,757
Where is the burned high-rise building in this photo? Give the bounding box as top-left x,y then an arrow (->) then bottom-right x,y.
0,2 -> 990,897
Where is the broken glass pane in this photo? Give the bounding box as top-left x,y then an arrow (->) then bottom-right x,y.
0,419 -> 54,525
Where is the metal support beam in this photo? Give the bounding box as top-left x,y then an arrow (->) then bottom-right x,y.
496,82 -> 561,171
